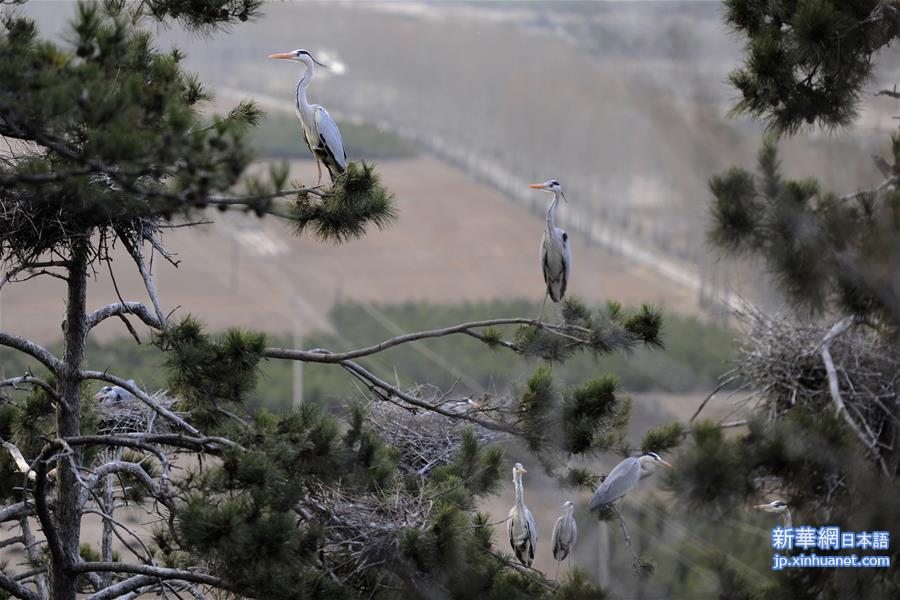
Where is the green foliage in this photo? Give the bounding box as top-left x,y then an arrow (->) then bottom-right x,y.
516,299 -> 663,362
641,422 -> 685,454
709,140 -> 900,325
154,316 -> 265,420
556,569 -> 609,599
0,2 -> 260,264
291,161 -> 397,242
724,0 -> 899,132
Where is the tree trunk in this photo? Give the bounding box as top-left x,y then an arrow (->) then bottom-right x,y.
49,238 -> 89,600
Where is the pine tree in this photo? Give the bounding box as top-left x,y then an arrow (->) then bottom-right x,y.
665,2 -> 900,598
0,2 -> 661,598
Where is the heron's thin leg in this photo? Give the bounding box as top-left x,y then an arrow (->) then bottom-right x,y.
555,560 -> 561,581
315,159 -> 323,185
537,293 -> 548,323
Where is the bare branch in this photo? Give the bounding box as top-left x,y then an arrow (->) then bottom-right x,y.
71,563 -> 226,591
86,302 -> 163,331
0,332 -> 63,373
340,359 -> 518,435
820,318 -> 890,476
0,570 -> 39,600
0,502 -> 33,524
0,373 -> 60,403
117,234 -> 166,328
18,517 -> 48,599
0,261 -> 69,291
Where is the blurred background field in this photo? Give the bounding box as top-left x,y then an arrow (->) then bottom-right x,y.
3,1 -> 898,596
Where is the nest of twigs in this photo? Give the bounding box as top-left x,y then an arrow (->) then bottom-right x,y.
300,479 -> 433,576
96,390 -> 185,435
366,399 -> 503,478
736,308 -> 900,469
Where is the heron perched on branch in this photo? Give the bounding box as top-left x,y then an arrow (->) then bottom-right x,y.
95,380 -> 136,404
507,462 -> 538,567
529,180 -> 571,322
587,452 -> 672,511
269,49 -> 347,184
551,500 -> 577,579
755,499 -> 792,529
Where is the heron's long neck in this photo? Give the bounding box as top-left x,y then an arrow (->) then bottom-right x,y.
546,192 -> 560,233
514,474 -> 526,509
295,63 -> 314,113
782,509 -> 792,529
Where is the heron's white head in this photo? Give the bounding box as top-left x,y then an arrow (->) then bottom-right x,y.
639,451 -> 673,471
528,179 -> 566,201
94,386 -> 116,402
512,462 -> 527,479
754,499 -> 789,514
562,500 -> 574,510
268,49 -> 328,69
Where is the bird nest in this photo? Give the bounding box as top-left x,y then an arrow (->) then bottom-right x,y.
735,309 -> 900,468
300,479 -> 433,575
366,399 -> 503,478
96,390 -> 185,436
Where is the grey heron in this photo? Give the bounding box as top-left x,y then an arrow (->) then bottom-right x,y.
755,499 -> 792,529
95,380 -> 136,404
551,500 -> 577,579
587,452 -> 672,511
529,180 -> 571,322
268,49 -> 347,184
507,462 -> 538,567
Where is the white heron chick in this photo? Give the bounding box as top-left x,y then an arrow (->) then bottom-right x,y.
755,499 -> 792,529
529,180 -> 571,322
507,462 -> 538,567
268,49 -> 347,184
587,451 -> 672,511
95,380 -> 136,404
551,500 -> 577,579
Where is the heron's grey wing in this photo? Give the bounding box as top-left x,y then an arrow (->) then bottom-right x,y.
558,228 -> 571,299
524,507 -> 538,561
314,106 -> 346,171
588,457 -> 641,510
551,515 -> 564,559
541,232 -> 552,287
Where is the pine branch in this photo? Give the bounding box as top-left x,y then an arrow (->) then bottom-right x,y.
263,318 -> 589,364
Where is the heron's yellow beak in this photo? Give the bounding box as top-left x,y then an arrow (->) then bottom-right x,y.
753,503 -> 769,510
268,53 -> 293,60
659,459 -> 673,469
528,184 -> 545,189
521,467 -> 528,473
